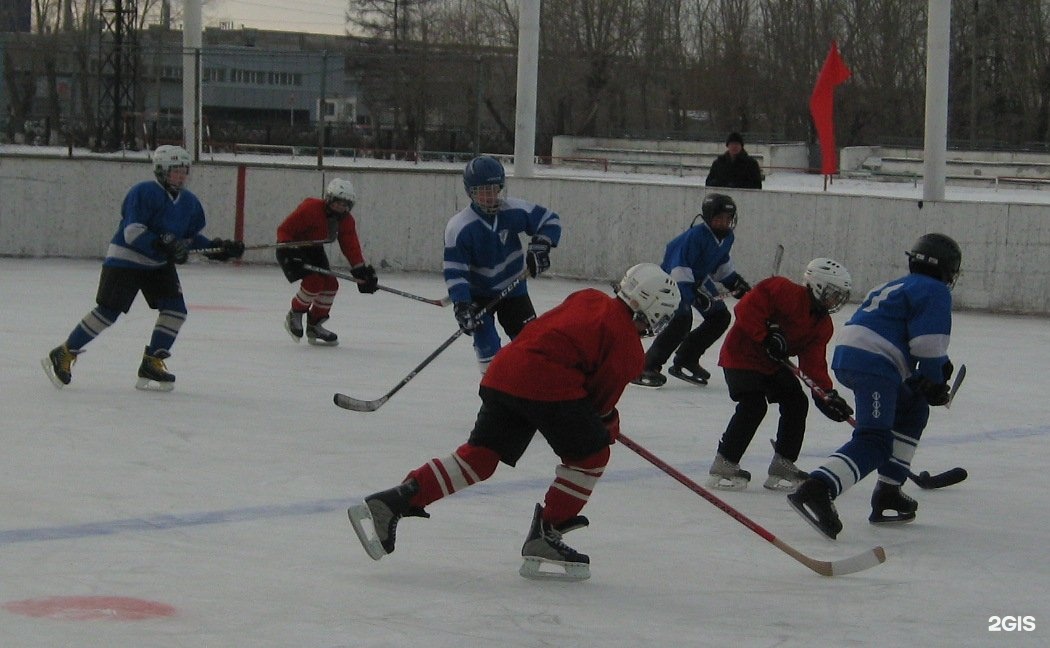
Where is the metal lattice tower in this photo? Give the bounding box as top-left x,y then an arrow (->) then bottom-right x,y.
95,0 -> 139,151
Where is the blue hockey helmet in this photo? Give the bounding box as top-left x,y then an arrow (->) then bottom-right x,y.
463,156 -> 505,214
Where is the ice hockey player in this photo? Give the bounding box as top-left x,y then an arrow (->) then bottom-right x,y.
707,258 -> 854,491
789,233 -> 961,539
275,177 -> 379,346
348,263 -> 680,581
42,145 -> 244,392
631,193 -> 751,387
444,155 -> 561,373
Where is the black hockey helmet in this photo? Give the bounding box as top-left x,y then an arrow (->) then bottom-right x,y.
907,233 -> 962,288
697,193 -> 737,239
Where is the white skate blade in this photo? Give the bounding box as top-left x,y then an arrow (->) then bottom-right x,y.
706,474 -> 749,491
135,377 -> 175,392
41,357 -> 66,389
284,325 -> 302,344
763,475 -> 802,492
519,557 -> 590,582
306,337 -> 339,347
347,502 -> 386,561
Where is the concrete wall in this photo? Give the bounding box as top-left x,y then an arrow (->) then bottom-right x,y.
2,153 -> 1049,314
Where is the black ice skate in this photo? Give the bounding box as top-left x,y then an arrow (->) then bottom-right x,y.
630,369 -> 667,388
347,479 -> 429,560
136,347 -> 175,392
868,481 -> 918,525
706,454 -> 751,490
284,310 -> 305,342
668,362 -> 710,386
306,316 -> 338,347
42,344 -> 81,388
519,503 -> 591,581
788,478 -> 843,540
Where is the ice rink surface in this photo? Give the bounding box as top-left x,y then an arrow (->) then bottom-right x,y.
1,258 -> 1047,647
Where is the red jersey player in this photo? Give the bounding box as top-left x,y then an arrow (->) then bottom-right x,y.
348,263 -> 680,581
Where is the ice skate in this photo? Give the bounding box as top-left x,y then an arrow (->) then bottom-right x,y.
868,481 -> 918,525
787,478 -> 842,540
763,448 -> 810,491
347,479 -> 429,560
668,362 -> 710,386
135,347 -> 175,392
284,310 -> 305,342
306,316 -> 339,347
630,369 -> 667,388
519,503 -> 591,581
706,454 -> 751,490
42,344 -> 80,388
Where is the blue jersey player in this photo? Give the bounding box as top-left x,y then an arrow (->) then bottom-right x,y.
789,233 -> 962,539
444,156 -> 561,373
42,145 -> 244,392
632,193 -> 751,388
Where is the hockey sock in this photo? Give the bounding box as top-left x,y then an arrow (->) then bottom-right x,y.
66,304 -> 122,351
307,290 -> 336,323
406,443 -> 500,508
879,429 -> 921,485
543,446 -> 609,526
147,308 -> 186,355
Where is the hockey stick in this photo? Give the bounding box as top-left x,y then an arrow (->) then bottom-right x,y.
781,358 -> 968,490
617,432 -> 885,576
193,238 -> 330,255
333,272 -> 527,412
303,263 -> 452,307
771,243 -> 785,277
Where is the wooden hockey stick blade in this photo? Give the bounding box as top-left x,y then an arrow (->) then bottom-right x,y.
617,433 -> 886,577
333,392 -> 388,412
772,538 -> 886,577
907,467 -> 968,489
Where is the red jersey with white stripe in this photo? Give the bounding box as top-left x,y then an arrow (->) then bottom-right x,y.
719,276 -> 835,390
481,289 -> 643,414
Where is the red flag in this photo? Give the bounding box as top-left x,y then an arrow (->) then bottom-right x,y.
809,41 -> 851,175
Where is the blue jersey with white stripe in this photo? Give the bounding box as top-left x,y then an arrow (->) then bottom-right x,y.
832,273 -> 953,383
443,197 -> 561,303
103,180 -> 211,270
660,223 -> 739,312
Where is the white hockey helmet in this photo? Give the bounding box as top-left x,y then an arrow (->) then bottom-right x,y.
803,257 -> 852,314
616,263 -> 681,336
325,178 -> 356,209
151,145 -> 191,184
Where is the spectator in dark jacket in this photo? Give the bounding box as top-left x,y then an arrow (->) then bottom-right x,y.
705,132 -> 763,189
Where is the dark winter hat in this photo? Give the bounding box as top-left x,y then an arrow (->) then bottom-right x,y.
726,131 -> 744,145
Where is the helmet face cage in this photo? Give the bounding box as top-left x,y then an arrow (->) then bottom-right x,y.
907,233 -> 962,289
804,258 -> 852,314
325,178 -> 356,211
463,156 -> 506,215
616,263 -> 681,337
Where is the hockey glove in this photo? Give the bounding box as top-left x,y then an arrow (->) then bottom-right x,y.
601,408 -> 621,445
203,238 -> 245,262
350,264 -> 379,294
762,324 -> 789,362
814,389 -> 854,422
907,360 -> 954,406
525,235 -> 552,278
155,233 -> 188,264
725,274 -> 751,299
454,301 -> 482,335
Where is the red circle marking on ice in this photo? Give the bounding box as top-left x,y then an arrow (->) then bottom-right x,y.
3,596 -> 176,621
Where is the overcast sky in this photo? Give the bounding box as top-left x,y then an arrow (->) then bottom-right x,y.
203,0 -> 350,36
